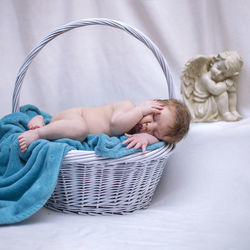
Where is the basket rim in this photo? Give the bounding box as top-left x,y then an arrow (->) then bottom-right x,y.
63,143 -> 175,165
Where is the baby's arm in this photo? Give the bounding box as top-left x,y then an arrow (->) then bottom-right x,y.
123,133 -> 159,153
110,100 -> 163,135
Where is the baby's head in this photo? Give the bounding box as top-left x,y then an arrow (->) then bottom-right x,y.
154,99 -> 191,144
135,98 -> 190,144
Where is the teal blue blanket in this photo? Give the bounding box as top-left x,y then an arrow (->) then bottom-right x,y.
0,105 -> 164,224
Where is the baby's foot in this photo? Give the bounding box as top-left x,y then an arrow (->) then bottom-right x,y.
17,129 -> 40,153
28,115 -> 44,130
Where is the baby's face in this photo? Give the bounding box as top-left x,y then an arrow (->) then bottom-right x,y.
134,106 -> 175,141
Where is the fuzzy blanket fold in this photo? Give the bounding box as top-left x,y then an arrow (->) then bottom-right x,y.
0,105 -> 164,224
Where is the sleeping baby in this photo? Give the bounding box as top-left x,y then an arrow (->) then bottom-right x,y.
18,99 -> 190,153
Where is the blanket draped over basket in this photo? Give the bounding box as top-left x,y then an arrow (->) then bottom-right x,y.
0,104 -> 164,224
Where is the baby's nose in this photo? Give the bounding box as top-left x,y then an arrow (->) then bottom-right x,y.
145,123 -> 154,133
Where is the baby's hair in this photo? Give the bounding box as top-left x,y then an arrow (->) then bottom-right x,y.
156,99 -> 191,144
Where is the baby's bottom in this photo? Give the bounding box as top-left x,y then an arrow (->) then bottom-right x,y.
18,112 -> 88,153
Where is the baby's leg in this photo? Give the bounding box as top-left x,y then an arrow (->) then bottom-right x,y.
18,118 -> 88,153
38,119 -> 88,141
28,115 -> 44,130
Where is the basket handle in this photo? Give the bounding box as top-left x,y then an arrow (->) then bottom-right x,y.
12,18 -> 175,113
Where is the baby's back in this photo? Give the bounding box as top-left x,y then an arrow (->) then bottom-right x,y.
81,104 -> 115,135
52,100 -> 135,136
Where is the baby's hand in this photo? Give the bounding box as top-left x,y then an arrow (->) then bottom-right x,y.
138,100 -> 163,116
123,133 -> 159,153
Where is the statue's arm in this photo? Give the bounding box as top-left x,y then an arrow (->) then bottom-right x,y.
201,75 -> 227,96
225,79 -> 236,92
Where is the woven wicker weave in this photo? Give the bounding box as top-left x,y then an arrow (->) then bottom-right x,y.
12,18 -> 175,215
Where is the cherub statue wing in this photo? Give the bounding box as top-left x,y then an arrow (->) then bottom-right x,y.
181,55 -> 211,118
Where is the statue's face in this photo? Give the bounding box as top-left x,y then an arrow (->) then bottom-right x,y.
210,60 -> 229,82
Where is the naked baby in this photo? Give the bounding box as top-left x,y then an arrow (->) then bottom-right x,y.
17,99 -> 190,153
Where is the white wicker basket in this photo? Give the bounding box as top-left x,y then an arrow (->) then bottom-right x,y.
12,18 -> 175,215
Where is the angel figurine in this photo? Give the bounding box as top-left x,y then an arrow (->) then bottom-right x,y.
181,51 -> 243,122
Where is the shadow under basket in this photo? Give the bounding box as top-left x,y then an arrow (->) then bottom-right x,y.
12,18 -> 176,215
